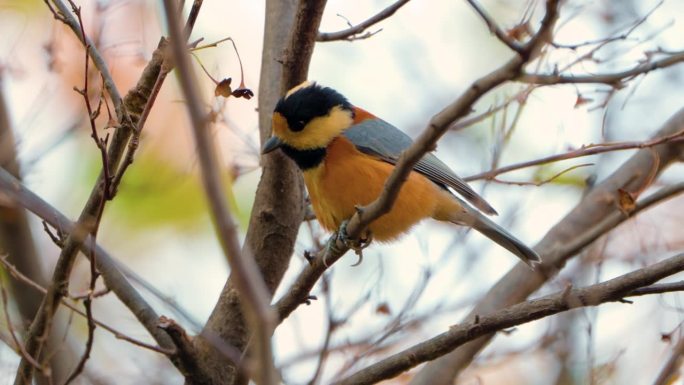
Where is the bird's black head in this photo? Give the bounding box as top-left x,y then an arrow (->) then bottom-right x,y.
262,82 -> 356,170
264,82 -> 355,151
274,82 -> 353,133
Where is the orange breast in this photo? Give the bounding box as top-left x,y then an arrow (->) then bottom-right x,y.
303,136 -> 455,241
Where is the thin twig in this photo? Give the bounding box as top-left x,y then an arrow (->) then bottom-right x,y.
307,275 -> 336,385
0,283 -> 48,377
62,6 -> 107,382
317,0 -> 411,42
183,0 -> 203,38
518,50 -> 684,86
465,0 -> 524,54
627,280 -> 684,297
465,128 -> 684,182
490,162 -> 593,186
47,0 -> 128,124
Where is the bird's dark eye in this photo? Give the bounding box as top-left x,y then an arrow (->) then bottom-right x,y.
291,120 -> 307,132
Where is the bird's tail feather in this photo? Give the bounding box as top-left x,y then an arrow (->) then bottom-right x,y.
451,209 -> 541,268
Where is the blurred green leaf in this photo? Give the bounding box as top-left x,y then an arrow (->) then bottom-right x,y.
88,150 -> 242,230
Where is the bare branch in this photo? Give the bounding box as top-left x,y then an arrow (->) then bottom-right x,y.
64,7 -> 107,382
317,0 -> 411,42
337,251 -> 684,384
158,316 -> 215,385
161,1 -> 277,384
490,162 -> 593,187
0,283 -> 48,378
518,50 -> 684,86
628,280 -> 684,297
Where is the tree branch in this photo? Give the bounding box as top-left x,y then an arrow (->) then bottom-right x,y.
162,1 -> 278,384
337,251 -> 684,384
518,50 -> 684,86
627,280 -> 684,297
317,0 -> 411,42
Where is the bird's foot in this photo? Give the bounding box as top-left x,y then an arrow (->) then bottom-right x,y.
339,220 -> 373,267
323,220 -> 373,267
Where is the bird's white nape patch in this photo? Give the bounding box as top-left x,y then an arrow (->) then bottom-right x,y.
286,81 -> 314,98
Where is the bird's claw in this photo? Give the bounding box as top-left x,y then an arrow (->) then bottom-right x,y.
322,220 -> 373,267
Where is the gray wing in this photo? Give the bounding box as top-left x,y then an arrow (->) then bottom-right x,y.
342,118 -> 497,215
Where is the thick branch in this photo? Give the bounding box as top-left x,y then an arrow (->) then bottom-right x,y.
161,1 -> 277,384
281,0 -> 328,88
193,1 -> 326,384
317,0 -> 411,42
337,251 -> 684,384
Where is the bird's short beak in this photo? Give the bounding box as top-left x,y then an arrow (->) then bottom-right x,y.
261,136 -> 284,154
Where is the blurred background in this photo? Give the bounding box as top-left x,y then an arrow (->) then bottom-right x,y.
1,0 -> 684,384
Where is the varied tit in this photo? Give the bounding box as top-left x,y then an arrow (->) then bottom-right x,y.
262,82 -> 540,267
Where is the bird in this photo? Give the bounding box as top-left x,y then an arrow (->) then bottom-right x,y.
262,81 -> 540,267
